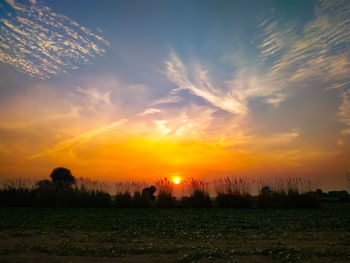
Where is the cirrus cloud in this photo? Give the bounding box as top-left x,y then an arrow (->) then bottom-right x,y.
0,0 -> 109,79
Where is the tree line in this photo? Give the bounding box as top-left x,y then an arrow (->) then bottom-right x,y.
1,167 -> 348,208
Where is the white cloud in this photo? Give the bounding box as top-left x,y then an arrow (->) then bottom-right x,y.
258,0 -> 350,90
164,52 -> 288,116
151,95 -> 183,106
138,108 -> 161,116
152,105 -> 215,138
0,0 -> 108,79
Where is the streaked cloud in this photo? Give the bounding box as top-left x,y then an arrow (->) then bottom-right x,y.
0,0 -> 108,79
164,52 -> 289,117
138,108 -> 161,116
151,95 -> 183,106
165,52 -> 248,116
258,0 -> 350,90
152,104 -> 215,138
30,119 -> 127,159
339,90 -> 350,135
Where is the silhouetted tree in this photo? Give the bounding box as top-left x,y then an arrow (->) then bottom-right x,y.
50,167 -> 76,191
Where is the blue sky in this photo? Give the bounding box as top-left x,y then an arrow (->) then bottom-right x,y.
0,0 -> 349,189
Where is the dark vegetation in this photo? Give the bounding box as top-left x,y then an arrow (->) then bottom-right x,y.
180,179 -> 212,208
1,206 -> 350,262
1,167 -> 349,209
0,168 -> 110,207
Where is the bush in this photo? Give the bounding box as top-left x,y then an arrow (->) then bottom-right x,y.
213,177 -> 252,208
156,193 -> 176,208
113,191 -> 132,208
0,187 -> 36,206
215,193 -> 252,208
155,178 -> 176,208
132,191 -> 150,208
257,187 -> 320,209
180,190 -> 212,208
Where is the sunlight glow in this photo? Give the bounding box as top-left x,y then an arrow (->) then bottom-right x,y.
173,177 -> 181,185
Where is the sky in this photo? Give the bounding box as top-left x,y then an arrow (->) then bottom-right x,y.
0,0 -> 349,190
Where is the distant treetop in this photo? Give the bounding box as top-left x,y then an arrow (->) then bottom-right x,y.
50,167 -> 76,190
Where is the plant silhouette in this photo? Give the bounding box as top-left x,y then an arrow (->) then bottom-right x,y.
50,167 -> 76,191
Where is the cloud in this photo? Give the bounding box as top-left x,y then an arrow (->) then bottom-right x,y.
164,0 -> 350,123
30,119 -> 127,159
165,52 -> 248,115
339,90 -> 350,135
152,105 -> 215,138
138,108 -> 161,116
75,87 -> 112,105
0,0 -> 108,79
151,95 -> 183,106
258,0 -> 350,90
164,52 -> 288,116
220,128 -> 299,153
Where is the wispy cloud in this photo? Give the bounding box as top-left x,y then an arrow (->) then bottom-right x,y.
164,52 -> 287,116
339,90 -> 350,135
75,87 -> 112,105
165,52 -> 248,115
138,108 -> 161,116
258,0 -> 350,90
164,0 -> 350,120
0,0 -> 108,79
151,95 -> 183,106
223,129 -> 300,151
152,105 -> 215,138
30,119 -> 127,159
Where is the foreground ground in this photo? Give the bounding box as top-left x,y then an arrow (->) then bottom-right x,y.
0,204 -> 350,263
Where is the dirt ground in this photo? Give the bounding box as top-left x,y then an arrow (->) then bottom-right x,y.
1,206 -> 350,262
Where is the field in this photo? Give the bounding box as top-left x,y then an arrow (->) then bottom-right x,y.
1,205 -> 350,263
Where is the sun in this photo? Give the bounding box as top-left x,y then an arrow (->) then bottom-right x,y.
173,177 -> 181,185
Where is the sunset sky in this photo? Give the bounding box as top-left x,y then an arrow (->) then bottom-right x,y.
0,0 -> 349,189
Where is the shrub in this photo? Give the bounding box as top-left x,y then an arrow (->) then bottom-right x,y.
257,181 -> 320,209
113,191 -> 132,208
215,193 -> 252,208
214,177 -> 252,208
156,178 -> 176,208
0,179 -> 36,206
35,180 -> 56,206
180,179 -> 212,208
132,191 -> 150,208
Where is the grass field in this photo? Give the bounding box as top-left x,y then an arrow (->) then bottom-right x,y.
1,205 -> 350,263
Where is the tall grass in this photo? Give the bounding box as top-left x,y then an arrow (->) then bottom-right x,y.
0,179 -> 36,206
0,177 -> 111,207
112,181 -> 148,208
155,178 -> 176,208
257,177 -> 320,208
213,177 -> 253,208
0,176 -> 323,208
113,181 -> 147,195
180,178 -> 212,208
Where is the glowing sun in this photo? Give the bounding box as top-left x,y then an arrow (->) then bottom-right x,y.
173,177 -> 181,185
